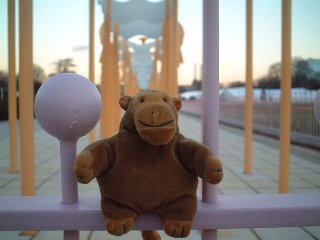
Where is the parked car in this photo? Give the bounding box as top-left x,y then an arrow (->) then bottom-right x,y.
179,90 -> 202,100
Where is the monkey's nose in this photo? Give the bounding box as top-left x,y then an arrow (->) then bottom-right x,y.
151,109 -> 161,117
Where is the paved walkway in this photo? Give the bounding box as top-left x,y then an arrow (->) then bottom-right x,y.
0,112 -> 320,240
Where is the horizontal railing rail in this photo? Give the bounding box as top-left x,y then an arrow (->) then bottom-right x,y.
1,193 -> 320,231
220,101 -> 320,138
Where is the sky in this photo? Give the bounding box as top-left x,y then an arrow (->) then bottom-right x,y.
0,0 -> 320,86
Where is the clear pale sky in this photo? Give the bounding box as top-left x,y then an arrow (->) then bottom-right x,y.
0,0 -> 320,86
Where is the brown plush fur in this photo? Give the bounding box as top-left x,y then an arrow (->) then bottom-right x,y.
74,90 -> 223,238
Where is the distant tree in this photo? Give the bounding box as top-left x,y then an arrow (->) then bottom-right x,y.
255,57 -> 320,89
0,66 -> 47,120
53,58 -> 76,73
293,58 -> 320,89
256,75 -> 280,89
0,71 -> 8,90
260,88 -> 267,101
33,64 -> 46,83
292,59 -> 311,88
48,73 -> 57,78
268,62 -> 281,79
32,64 -> 46,95
0,71 -> 8,120
228,81 -> 245,88
16,64 -> 46,89
192,79 -> 202,90
0,71 -> 7,81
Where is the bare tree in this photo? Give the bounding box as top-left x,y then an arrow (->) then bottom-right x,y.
53,58 -> 76,73
228,81 -> 245,88
33,64 -> 46,83
267,62 -> 281,79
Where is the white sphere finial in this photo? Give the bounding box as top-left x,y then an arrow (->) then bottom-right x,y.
315,90 -> 320,125
35,73 -> 101,141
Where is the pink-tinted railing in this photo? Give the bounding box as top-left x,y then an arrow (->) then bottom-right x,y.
1,193 -> 320,231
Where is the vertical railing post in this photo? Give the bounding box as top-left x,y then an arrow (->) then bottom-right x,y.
161,0 -> 171,93
170,0 -> 178,97
244,0 -> 253,174
314,91 -> 320,124
8,0 -> 19,173
19,0 -> 36,196
60,140 -> 79,240
60,141 -> 78,204
112,23 -> 121,128
149,39 -> 161,89
202,0 -> 219,239
100,0 -> 119,138
35,73 -> 102,240
279,0 -> 292,193
88,0 -> 96,143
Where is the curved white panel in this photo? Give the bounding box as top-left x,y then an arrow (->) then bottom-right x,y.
133,60 -> 153,69
129,42 -> 155,53
137,76 -> 151,89
133,51 -> 152,58
135,68 -> 152,75
112,0 -> 165,24
120,21 -> 162,39
99,0 -> 165,23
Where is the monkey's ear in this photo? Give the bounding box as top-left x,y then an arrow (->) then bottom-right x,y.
172,97 -> 182,111
119,96 -> 132,110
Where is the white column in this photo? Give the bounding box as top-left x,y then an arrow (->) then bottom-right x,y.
202,0 -> 219,239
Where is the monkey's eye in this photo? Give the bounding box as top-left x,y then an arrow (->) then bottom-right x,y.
163,97 -> 168,103
140,97 -> 145,103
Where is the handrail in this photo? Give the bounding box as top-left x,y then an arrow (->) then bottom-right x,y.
1,193 -> 320,231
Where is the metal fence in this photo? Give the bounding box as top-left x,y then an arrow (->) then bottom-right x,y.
219,100 -> 320,137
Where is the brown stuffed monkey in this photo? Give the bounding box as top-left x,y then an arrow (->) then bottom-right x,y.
74,90 -> 223,239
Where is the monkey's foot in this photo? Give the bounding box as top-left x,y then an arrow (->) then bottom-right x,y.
142,230 -> 161,240
164,220 -> 192,238
105,217 -> 134,236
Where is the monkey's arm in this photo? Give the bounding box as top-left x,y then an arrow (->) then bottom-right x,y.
177,138 -> 223,184
74,137 -> 115,184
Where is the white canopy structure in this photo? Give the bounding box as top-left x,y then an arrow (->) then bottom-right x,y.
98,0 -> 182,137
120,21 -> 163,39
100,0 -> 166,24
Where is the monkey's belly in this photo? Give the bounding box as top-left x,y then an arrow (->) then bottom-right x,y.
98,160 -> 198,212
